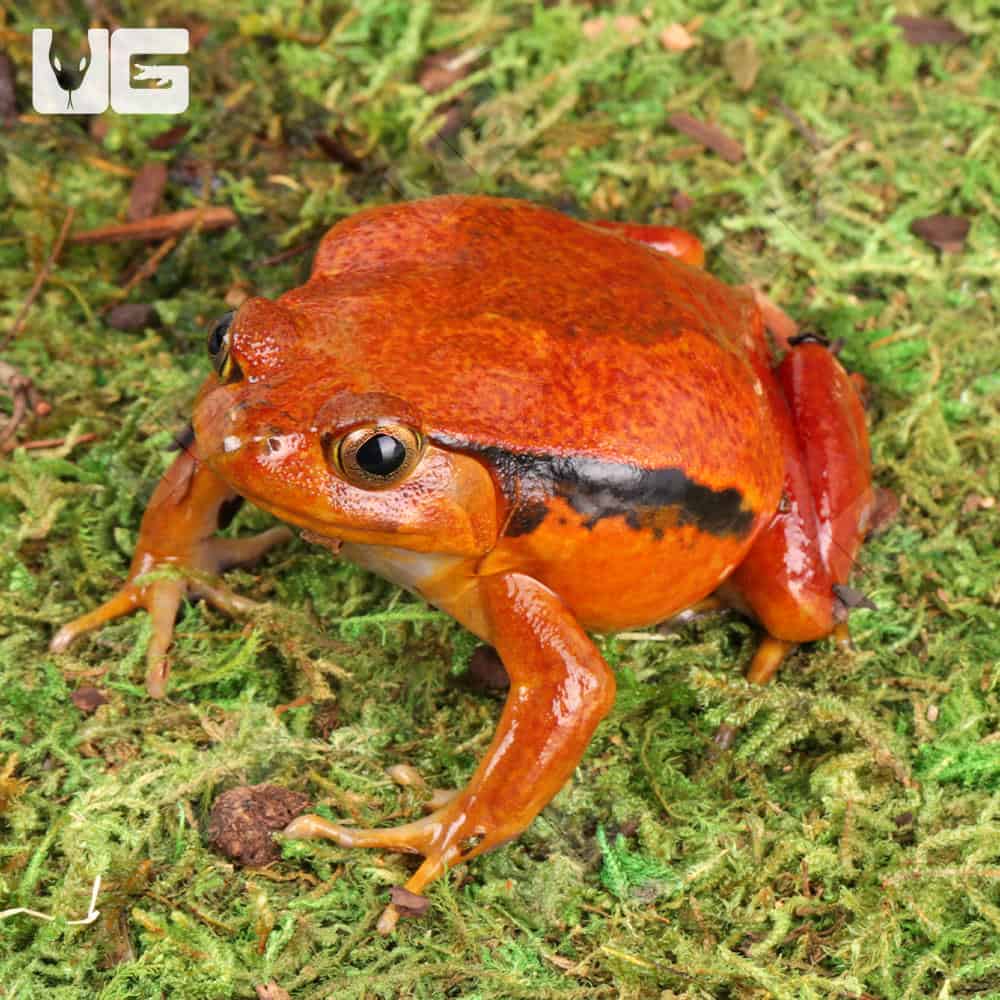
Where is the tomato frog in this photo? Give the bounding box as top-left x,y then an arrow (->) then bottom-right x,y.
52,196 -> 874,932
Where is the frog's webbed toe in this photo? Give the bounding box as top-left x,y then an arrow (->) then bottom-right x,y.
50,448 -> 294,697
51,529 -> 289,697
285,798 -> 513,934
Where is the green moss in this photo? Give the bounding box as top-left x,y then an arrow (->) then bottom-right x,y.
1,1 -> 998,997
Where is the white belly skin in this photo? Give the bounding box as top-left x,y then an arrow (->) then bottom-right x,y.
339,542 -> 491,640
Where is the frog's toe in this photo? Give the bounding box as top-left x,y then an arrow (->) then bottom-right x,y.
209,525 -> 294,572
50,587 -> 142,653
745,636 -> 796,685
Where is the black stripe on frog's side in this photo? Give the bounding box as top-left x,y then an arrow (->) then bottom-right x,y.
431,436 -> 755,540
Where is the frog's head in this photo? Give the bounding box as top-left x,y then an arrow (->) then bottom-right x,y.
192,297 -> 500,556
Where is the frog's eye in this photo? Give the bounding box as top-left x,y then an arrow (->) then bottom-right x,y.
330,423 -> 423,489
207,311 -> 242,382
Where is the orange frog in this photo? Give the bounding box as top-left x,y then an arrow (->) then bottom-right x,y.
52,196 -> 874,932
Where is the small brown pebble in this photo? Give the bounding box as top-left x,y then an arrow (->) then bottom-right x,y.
148,123 -> 190,151
893,15 -> 968,46
389,885 -> 431,918
667,113 -> 744,164
106,303 -> 156,331
128,163 -> 169,222
208,784 -> 310,867
466,645 -> 509,693
70,686 -> 109,714
910,214 -> 970,253
0,52 -> 17,118
893,811 -> 914,827
387,764 -> 426,789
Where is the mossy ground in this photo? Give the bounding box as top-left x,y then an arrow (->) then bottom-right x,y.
1,2 -> 998,998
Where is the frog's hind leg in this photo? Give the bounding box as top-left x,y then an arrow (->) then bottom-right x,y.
726,338 -> 874,685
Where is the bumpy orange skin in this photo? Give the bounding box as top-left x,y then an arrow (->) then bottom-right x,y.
52,196 -> 874,930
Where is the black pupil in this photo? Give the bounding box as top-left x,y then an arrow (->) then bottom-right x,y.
208,312 -> 233,358
356,434 -> 406,476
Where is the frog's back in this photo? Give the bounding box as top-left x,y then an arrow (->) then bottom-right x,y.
280,196 -> 778,510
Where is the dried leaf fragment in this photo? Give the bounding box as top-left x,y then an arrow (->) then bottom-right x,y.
418,48 -> 477,94
910,214 -> 970,253
71,686 -> 110,714
724,36 -> 760,92
255,984 -> 291,1000
660,23 -> 695,52
667,113 -> 744,164
893,16 -> 968,46
128,163 -> 168,222
389,886 -> 431,918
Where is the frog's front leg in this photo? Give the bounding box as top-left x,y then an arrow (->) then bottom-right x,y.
50,442 -> 292,697
285,572 -> 616,933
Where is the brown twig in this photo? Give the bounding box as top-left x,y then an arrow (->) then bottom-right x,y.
773,99 -> 824,150
0,361 -> 50,450
100,238 -> 179,314
69,206 -> 237,245
667,113 -> 744,164
4,205 -> 76,347
251,240 -> 318,269
2,432 -> 97,454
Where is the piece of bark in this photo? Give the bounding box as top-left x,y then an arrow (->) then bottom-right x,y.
667,113 -> 744,164
893,16 -> 968,46
128,163 -> 168,222
0,52 -> 17,118
69,206 -> 237,245
106,303 -> 156,330
910,214 -> 970,253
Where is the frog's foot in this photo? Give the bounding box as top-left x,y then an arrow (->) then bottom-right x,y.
50,526 -> 292,697
286,793 -> 521,933
287,572 -> 616,934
